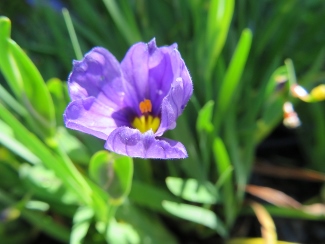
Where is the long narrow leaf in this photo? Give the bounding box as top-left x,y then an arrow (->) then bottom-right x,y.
206,0 -> 234,76
102,0 -> 141,44
0,120 -> 40,165
0,102 -> 91,205
214,29 -> 252,132
213,137 -> 236,227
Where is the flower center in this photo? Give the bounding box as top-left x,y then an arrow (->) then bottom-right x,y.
131,99 -> 160,133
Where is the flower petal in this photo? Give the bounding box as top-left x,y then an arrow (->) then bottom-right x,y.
105,127 -> 187,159
64,97 -> 129,140
120,41 -> 149,114
120,38 -> 182,116
147,40 -> 182,115
156,67 -> 193,136
68,47 -> 124,110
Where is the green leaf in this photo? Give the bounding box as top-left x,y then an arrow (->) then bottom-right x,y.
213,137 -> 236,227
0,17 -> 55,137
0,189 -> 70,243
129,181 -> 176,213
264,66 -> 287,100
242,205 -> 325,221
116,203 -> 178,244
254,66 -> 288,143
9,40 -> 56,134
0,17 -> 17,93
0,102 -> 92,205
0,162 -> 21,190
169,114 -> 202,179
25,201 -> 50,212
162,201 -> 227,237
47,78 -> 69,127
57,127 -> 91,165
206,0 -> 234,73
89,151 -> 133,202
89,151 -> 113,187
70,207 -> 94,244
214,29 -> 253,131
22,209 -> 71,243
19,164 -> 78,206
261,98 -> 284,132
196,100 -> 214,133
0,84 -> 27,117
0,120 -> 40,165
106,219 -> 140,244
0,17 -> 10,40
113,155 -> 133,198
215,165 -> 234,191
166,177 -> 218,204
102,0 -> 141,45
62,8 -> 83,60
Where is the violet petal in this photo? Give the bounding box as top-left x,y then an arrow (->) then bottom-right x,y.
120,41 -> 150,115
120,38 -> 183,116
156,69 -> 193,136
105,126 -> 187,159
68,47 -> 124,110
64,97 -> 129,140
147,40 -> 182,115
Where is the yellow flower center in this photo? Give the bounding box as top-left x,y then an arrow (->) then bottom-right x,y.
132,99 -> 160,133
132,115 -> 160,133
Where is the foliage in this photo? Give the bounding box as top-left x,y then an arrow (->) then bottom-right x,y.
1,0 -> 325,243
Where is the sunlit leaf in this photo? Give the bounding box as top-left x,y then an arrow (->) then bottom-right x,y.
0,16 -> 55,137
19,164 -> 77,205
162,200 -> 227,237
0,120 -> 40,165
70,207 -> 94,244
206,0 -> 234,73
0,102 -> 92,205
106,219 -> 140,244
0,84 -> 27,116
25,201 -> 49,212
196,100 -> 214,133
166,177 -> 218,204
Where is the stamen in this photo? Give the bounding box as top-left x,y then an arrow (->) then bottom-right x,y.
133,99 -> 159,133
132,115 -> 160,133
139,99 -> 152,114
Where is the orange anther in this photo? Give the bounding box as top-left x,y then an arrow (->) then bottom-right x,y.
139,99 -> 152,114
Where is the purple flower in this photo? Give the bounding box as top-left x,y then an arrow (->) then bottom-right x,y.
64,38 -> 193,159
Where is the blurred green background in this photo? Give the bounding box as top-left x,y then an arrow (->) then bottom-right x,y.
1,0 -> 325,243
